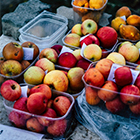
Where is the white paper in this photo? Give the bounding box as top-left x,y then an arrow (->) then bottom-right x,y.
21,86 -> 28,97
23,47 -> 34,60
58,45 -> 73,56
0,124 -> 44,140
107,63 -> 139,84
80,34 -> 91,41
120,15 -> 126,21
80,43 -> 87,57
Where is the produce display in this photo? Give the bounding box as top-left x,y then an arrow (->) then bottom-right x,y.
82,58 -> 140,115
1,80 -> 74,137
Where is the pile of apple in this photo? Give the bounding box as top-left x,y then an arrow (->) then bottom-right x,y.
63,19 -> 118,61
83,58 -> 140,115
1,79 -> 74,136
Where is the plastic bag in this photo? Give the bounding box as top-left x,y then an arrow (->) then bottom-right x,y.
74,91 -> 140,140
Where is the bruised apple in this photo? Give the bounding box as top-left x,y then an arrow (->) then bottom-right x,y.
3,42 -> 24,61
85,86 -> 101,105
58,52 -> 77,68
21,60 -> 30,70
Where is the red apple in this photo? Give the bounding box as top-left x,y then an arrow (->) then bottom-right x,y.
101,49 -> 109,58
47,99 -> 53,108
51,45 -> 63,55
76,58 -> 91,70
53,96 -> 71,116
120,85 -> 140,105
96,26 -> 118,49
129,101 -> 140,115
134,74 -> 140,89
27,92 -> 48,115
47,119 -> 67,136
106,96 -> 126,114
37,108 -> 57,126
114,66 -> 133,87
58,52 -> 77,68
29,84 -> 52,99
0,80 -> 21,101
80,34 -> 100,47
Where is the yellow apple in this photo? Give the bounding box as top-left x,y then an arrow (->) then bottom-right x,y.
118,41 -> 132,51
72,49 -> 82,60
106,52 -> 126,65
71,24 -> 82,36
135,41 -> 140,49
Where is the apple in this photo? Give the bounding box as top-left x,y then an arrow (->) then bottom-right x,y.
134,74 -> 140,89
58,52 -> 77,68
67,67 -> 85,92
26,117 -> 44,133
53,96 -> 71,116
71,23 -> 82,36
72,49 -> 83,60
21,41 -> 39,60
81,19 -> 98,35
47,119 -> 67,136
95,58 -> 114,79
101,49 -> 109,58
136,59 -> 140,65
83,67 -> 105,87
76,58 -> 91,70
20,60 -> 30,70
135,64 -> 140,71
80,34 -> 100,47
37,108 -> 57,126
135,41 -> 140,49
47,99 -> 54,108
105,96 -> 126,114
2,42 -> 24,61
129,101 -> 140,115
0,60 -> 22,76
24,66 -> 45,85
1,80 -> 21,101
51,44 -> 63,55
0,57 -> 5,69
64,33 -> 81,47
118,43 -> 139,62
43,70 -> 69,92
85,86 -> 101,105
27,92 -> 48,115
83,44 -> 102,62
29,84 -> 52,99
117,41 -> 132,51
39,48 -> 58,63
35,58 -> 55,72
114,66 -> 133,87
98,80 -> 118,101
106,52 -> 126,65
120,85 -> 140,105
96,26 -> 118,49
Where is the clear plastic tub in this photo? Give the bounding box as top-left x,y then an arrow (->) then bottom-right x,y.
72,0 -> 108,24
19,10 -> 68,49
3,83 -> 75,139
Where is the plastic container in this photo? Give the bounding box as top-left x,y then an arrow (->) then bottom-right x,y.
19,10 -> 68,50
71,0 -> 108,24
3,83 -> 75,139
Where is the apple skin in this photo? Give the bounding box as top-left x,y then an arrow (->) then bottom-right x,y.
117,41 -> 132,51
47,119 -> 67,136
47,99 -> 54,108
106,96 -> 126,114
76,58 -> 91,70
83,44 -> 102,62
24,66 -> 45,85
85,86 -> 101,105
37,108 -> 57,126
72,49 -> 83,61
81,19 -> 98,35
21,60 -> 30,70
0,60 -> 22,76
95,58 -> 114,79
98,80 -> 118,101
118,43 -> 139,63
43,70 -> 69,92
83,67 -> 105,87
26,117 -> 44,133
51,45 -> 63,55
21,41 -> 39,60
134,74 -> 140,89
35,58 -> 55,72
1,80 -> 21,101
96,26 -> 118,49
101,49 -> 109,58
80,34 -> 100,47
29,84 -> 52,99
2,42 -> 24,61
27,92 -> 48,115
53,96 -> 71,116
129,101 -> 140,115
114,66 -> 133,87
58,52 -> 77,68
39,48 -> 58,63
64,33 -> 81,47
120,85 -> 140,105
67,67 -> 85,92
135,41 -> 140,49
71,23 -> 82,36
